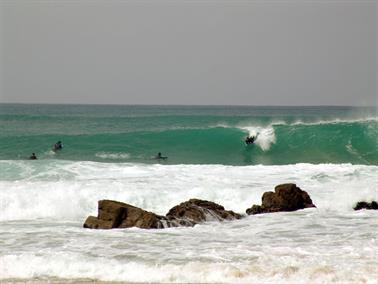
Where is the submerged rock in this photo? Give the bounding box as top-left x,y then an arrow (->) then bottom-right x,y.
84,199 -> 242,230
353,201 -> 378,210
246,183 -> 316,215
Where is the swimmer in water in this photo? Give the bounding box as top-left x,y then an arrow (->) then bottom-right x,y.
29,153 -> 37,160
53,141 -> 63,152
155,152 -> 168,160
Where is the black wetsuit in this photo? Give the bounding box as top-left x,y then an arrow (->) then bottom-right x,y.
155,153 -> 167,160
29,154 -> 37,160
53,142 -> 63,151
245,136 -> 255,145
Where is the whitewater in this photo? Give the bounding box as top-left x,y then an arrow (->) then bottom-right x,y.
0,104 -> 377,283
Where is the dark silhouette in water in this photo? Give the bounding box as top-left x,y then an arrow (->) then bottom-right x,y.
155,152 -> 168,160
53,141 -> 63,152
29,153 -> 37,160
245,136 -> 256,145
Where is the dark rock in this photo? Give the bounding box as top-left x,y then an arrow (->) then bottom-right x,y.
84,200 -> 167,230
353,201 -> 378,210
246,205 -> 263,215
246,183 -> 316,215
166,198 -> 242,224
84,198 -> 242,230
83,216 -> 115,229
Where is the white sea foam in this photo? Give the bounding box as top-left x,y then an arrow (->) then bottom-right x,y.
1,251 -> 377,284
0,210 -> 377,283
0,161 -> 377,283
235,117 -> 377,133
95,152 -> 130,159
289,117 -> 378,126
0,161 -> 377,221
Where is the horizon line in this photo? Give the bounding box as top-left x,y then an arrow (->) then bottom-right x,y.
0,102 -> 376,108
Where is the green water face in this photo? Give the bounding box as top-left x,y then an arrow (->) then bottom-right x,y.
0,104 -> 377,165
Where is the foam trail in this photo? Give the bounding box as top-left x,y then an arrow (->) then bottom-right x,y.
290,117 -> 378,125
95,152 -> 130,160
1,254 -> 377,283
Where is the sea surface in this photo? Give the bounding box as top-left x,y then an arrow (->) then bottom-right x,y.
0,104 -> 377,284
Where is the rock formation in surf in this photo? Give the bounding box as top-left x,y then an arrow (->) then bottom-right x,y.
84,199 -> 242,230
246,183 -> 316,215
353,201 -> 378,210
84,183 -> 316,230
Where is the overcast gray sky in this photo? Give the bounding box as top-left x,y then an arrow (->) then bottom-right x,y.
0,0 -> 376,106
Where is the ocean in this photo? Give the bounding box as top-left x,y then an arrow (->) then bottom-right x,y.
0,104 -> 377,283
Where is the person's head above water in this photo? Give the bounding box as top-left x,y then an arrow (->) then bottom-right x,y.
154,152 -> 168,160
53,141 -> 63,150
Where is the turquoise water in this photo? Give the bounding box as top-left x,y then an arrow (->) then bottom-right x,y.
1,104 -> 378,283
0,104 -> 377,165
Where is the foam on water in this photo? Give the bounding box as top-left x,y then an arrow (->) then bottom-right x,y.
95,152 -> 131,160
0,160 -> 377,221
0,160 -> 377,283
290,117 -> 378,125
0,211 -> 377,283
1,105 -> 377,283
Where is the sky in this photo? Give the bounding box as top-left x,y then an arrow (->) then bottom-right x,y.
0,0 -> 376,106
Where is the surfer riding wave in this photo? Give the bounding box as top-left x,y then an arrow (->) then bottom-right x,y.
245,135 -> 256,145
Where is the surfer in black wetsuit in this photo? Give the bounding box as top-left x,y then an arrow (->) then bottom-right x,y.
155,152 -> 167,160
29,153 -> 37,160
53,141 -> 63,152
245,136 -> 256,145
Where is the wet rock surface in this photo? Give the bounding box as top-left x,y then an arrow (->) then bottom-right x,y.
246,183 -> 316,215
84,198 -> 241,230
166,199 -> 242,223
353,201 -> 378,210
84,184 -> 317,229
84,200 -> 167,229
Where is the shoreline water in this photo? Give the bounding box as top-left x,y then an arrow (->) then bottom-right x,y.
1,209 -> 377,284
0,278 -> 135,284
1,162 -> 377,283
